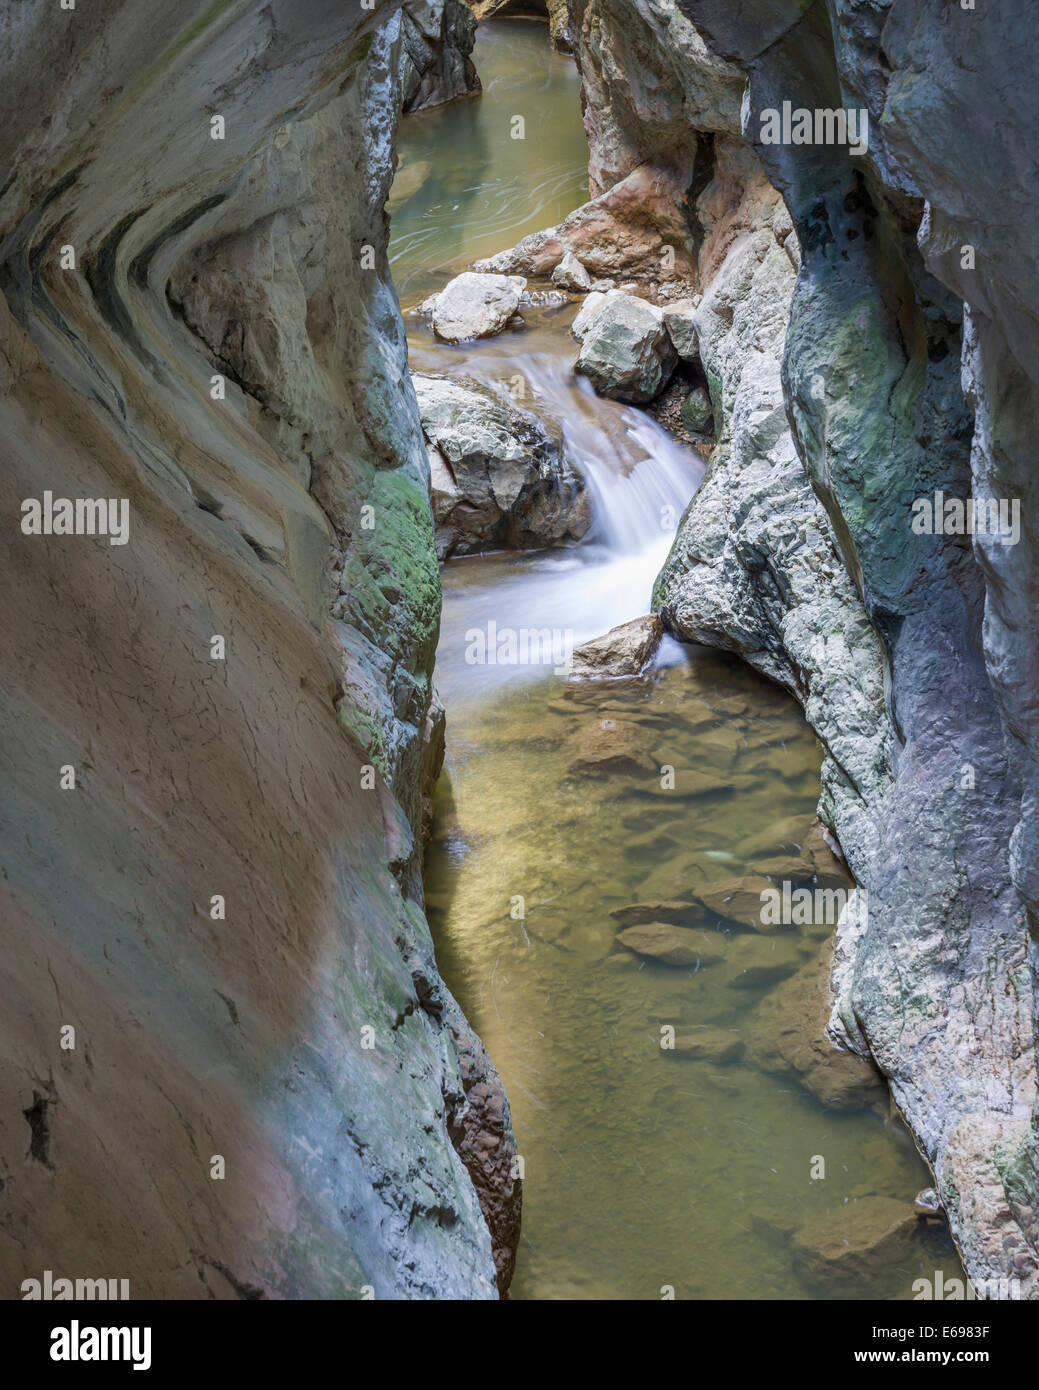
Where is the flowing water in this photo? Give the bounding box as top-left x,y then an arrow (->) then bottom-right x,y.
393,18 -> 961,1299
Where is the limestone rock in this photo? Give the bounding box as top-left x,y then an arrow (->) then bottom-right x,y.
412,372 -> 589,557
576,293 -> 677,403
0,0 -> 518,1301
431,271 -> 526,342
662,300 -> 701,362
568,614 -> 663,679
551,249 -> 593,293
401,0 -> 481,112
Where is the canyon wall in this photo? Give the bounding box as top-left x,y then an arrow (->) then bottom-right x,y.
566,0 -> 1037,1291
0,0 -> 517,1298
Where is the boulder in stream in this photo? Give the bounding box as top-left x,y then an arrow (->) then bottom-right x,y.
568,614 -> 663,679
791,1197 -> 920,1294
412,372 -> 590,558
746,943 -> 888,1109
616,922 -> 727,968
575,292 -> 677,403
571,289 -> 613,341
429,271 -> 526,342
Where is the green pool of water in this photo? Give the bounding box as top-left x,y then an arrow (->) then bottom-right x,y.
394,17 -> 962,1300
388,17 -> 588,301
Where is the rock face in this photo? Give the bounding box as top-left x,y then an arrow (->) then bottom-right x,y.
430,271 -> 526,343
576,293 -> 677,402
412,372 -> 590,557
467,0 -> 574,55
0,2 -> 518,1298
401,0 -> 481,111
653,0 -> 1039,1295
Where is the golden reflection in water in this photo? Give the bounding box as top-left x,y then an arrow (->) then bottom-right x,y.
426,608 -> 961,1300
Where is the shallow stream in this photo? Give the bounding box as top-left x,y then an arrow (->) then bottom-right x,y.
390,18 -> 960,1300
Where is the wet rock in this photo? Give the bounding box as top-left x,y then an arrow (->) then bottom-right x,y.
412,372 -> 589,557
430,271 -> 526,342
616,922 -> 727,968
724,935 -> 801,989
568,614 -> 663,679
566,717 -> 656,778
551,249 -> 593,293
914,1188 -> 943,1220
609,899 -> 710,928
666,1028 -> 745,1063
791,1197 -> 920,1294
576,292 -> 677,403
693,874 -> 779,931
680,385 -> 713,435
746,944 -> 888,1110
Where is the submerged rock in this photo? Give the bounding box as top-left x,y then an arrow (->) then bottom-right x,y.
724,935 -> 801,989
694,874 -> 781,931
666,1028 -> 745,1063
430,271 -> 526,342
746,944 -> 888,1110
568,614 -> 663,679
791,1197 -> 920,1294
566,717 -> 656,778
616,922 -> 727,968
576,292 -> 677,403
609,900 -> 711,928
412,372 -> 589,557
